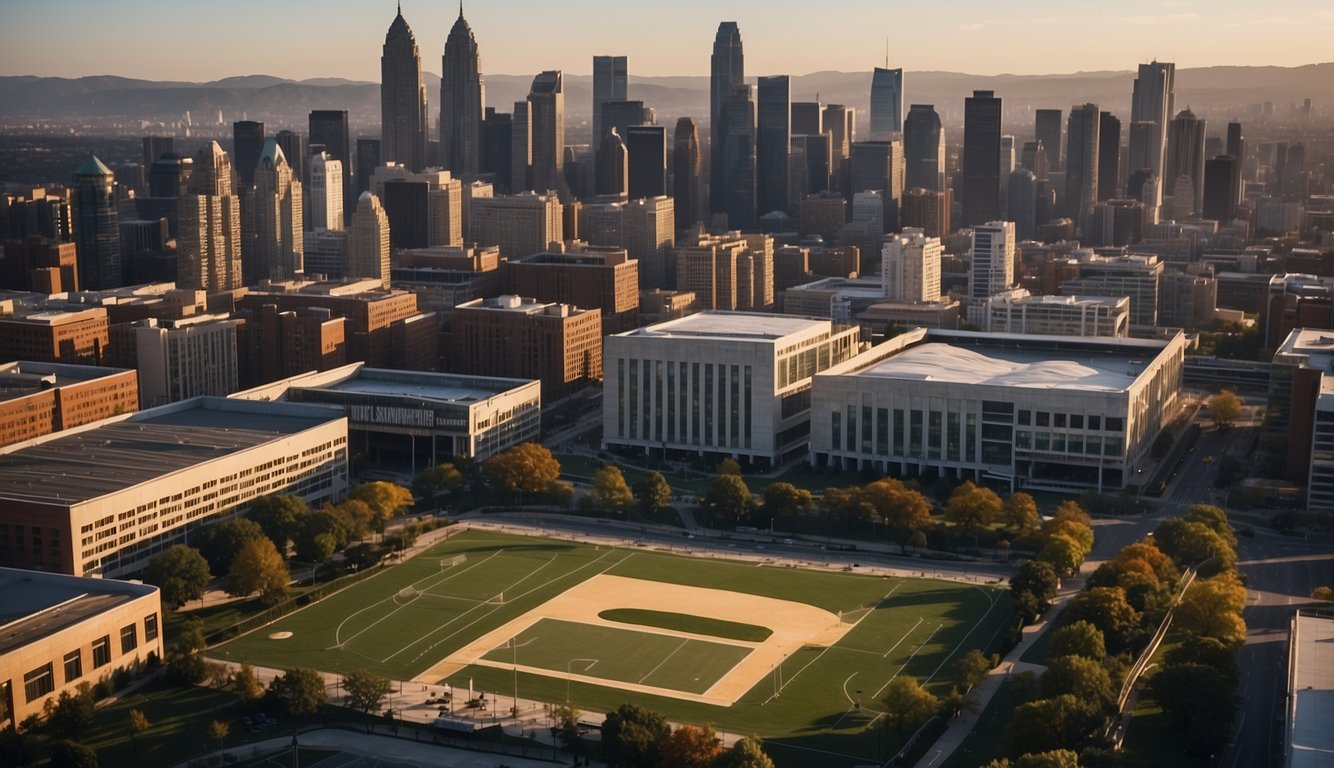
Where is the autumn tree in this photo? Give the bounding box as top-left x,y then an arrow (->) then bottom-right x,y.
266,668 -> 327,718
718,457 -> 742,476
660,724 -> 723,768
762,482 -> 813,527
1173,571 -> 1247,646
349,481 -> 414,532
1002,492 -> 1040,536
245,494 -> 308,557
232,661 -> 264,703
1209,389 -> 1242,428
1051,499 -> 1091,527
413,462 -> 463,504
227,537 -> 291,606
880,676 -> 940,735
1039,655 -> 1116,712
343,670 -> 392,716
633,471 -> 674,518
484,442 -> 562,501
1062,586 -> 1140,652
1048,620 -> 1106,661
1181,504 -> 1237,549
1152,518 -> 1236,576
551,703 -> 583,755
590,465 -> 634,513
208,720 -> 229,750
945,481 -> 1002,544
330,499 -> 374,542
128,709 -> 151,752
953,649 -> 993,692
195,517 -> 267,575
601,703 -> 670,768
862,479 -> 934,551
702,474 -> 753,525
713,735 -> 775,768
144,544 -> 212,609
1035,535 -> 1085,578
1040,518 -> 1094,558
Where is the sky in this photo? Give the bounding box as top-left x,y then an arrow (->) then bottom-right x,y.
2,0 -> 1332,82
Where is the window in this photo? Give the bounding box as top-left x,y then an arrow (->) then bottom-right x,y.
145,613 -> 159,642
1036,412 -> 1050,427
63,650 -> 82,683
1070,414 -> 1084,429
23,663 -> 53,703
1105,417 -> 1124,432
92,635 -> 111,667
831,410 -> 841,449
1018,409 -> 1031,426
1054,413 -> 1067,428
120,624 -> 137,654
1088,415 -> 1101,431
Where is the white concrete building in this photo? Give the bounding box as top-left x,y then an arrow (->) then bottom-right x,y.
347,192 -> 391,288
603,311 -> 861,465
307,152 -> 344,232
981,289 -> 1130,337
1061,250 -> 1164,327
882,227 -> 942,302
969,220 -> 1015,302
810,329 -> 1186,492
129,314 -> 238,408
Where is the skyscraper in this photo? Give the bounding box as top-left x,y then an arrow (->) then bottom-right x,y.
1128,61 -> 1176,200
791,102 -> 823,137
440,6 -> 484,175
1064,104 -> 1100,228
511,101 -> 532,193
672,117 -> 703,229
716,85 -> 757,230
179,142 -> 242,292
1165,107 -> 1206,216
347,192 -> 391,288
1226,121 -> 1244,204
232,120 -> 265,191
72,156 -> 122,290
870,67 -> 904,138
903,104 -> 944,192
1007,169 -> 1037,241
381,6 -> 429,171
1034,109 -> 1062,173
527,71 -> 564,194
481,108 -> 513,193
309,110 -> 352,223
308,151 -> 343,231
962,90 -> 1002,227
592,55 -> 628,154
275,130 -> 304,187
1202,155 -> 1238,222
969,220 -> 1015,302
756,75 -> 791,215
626,125 -> 667,200
355,138 -> 380,197
142,136 -> 174,167
1098,112 -> 1121,201
595,129 -> 628,196
249,140 -> 303,281
881,227 -> 941,302
710,22 -> 744,216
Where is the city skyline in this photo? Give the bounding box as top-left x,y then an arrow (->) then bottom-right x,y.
3,1 -> 1332,82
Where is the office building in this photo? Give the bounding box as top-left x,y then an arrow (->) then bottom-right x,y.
450,295 -> 602,400
302,229 -> 346,279
380,7 -> 429,171
626,125 -> 667,200
676,229 -> 773,311
142,136 -> 173,168
0,569 -> 162,724
1098,112 -> 1121,201
710,22 -> 745,216
603,311 -> 861,466
469,192 -> 562,259
673,117 -> 704,229
981,290 -> 1130,337
1128,61 -> 1175,204
233,303 -> 346,389
369,165 -> 463,249
757,75 -> 791,215
595,130 -> 628,196
870,67 -> 904,138
715,85 -> 757,230
0,308 -> 109,366
178,142 -> 243,292
1060,250 -> 1163,327
791,101 -> 822,137
274,130 -> 304,186
593,55 -> 628,155
963,91 -> 1003,226
1035,109 -> 1063,173
505,243 -> 640,334
308,110 -> 352,223
117,315 -> 237,408
1007,169 -> 1037,241
901,187 -> 949,238
969,220 -> 1015,301
354,138 -> 380,197
390,244 -> 500,318
882,228 -> 942,302
1202,155 -> 1239,222
1065,104 -> 1100,228
232,120 -> 265,191
1,238 -> 79,294
0,363 -> 137,449
527,71 -> 564,194
1268,329 -> 1334,487
440,7 -> 484,175
308,152 -> 343,232
1165,108 -> 1206,217
71,156 -> 122,291
347,192 -> 390,288
904,104 -> 945,192
0,397 -> 347,577
850,140 -> 904,231
248,140 -> 304,281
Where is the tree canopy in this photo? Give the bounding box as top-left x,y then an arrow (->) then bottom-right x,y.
226,537 -> 290,606
195,517 -> 267,575
245,494 -> 308,557
1209,389 -> 1242,428
590,465 -> 634,512
601,703 -> 671,768
266,668 -> 327,718
702,474 -> 753,525
713,735 -> 775,768
484,443 -> 562,497
343,670 -> 392,715
880,675 -> 940,735
413,462 -> 463,502
945,481 -> 1002,539
144,544 -> 212,609
633,471 -> 674,517
349,481 -> 414,532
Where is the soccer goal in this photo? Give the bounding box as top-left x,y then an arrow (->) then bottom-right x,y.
484,591 -> 505,605
440,554 -> 467,570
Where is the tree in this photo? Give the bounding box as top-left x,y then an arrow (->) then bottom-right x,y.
551,703 -> 583,755
1165,636 -> 1239,686
1016,750 -> 1082,768
1063,587 -> 1140,652
226,537 -> 290,606
701,474 -> 753,526
761,482 -> 812,527
1002,492 -> 1040,536
1040,518 -> 1094,557
413,462 -> 463,504
953,649 -> 993,691
1003,694 -> 1102,757
1051,500 -> 1091,527
484,443 -> 561,501
47,741 -> 98,768
862,479 -> 934,551
713,735 -> 775,768
1314,586 -> 1334,601
880,676 -> 939,735
128,708 -> 151,752
144,544 -> 212,609
331,499 -> 374,542
266,668 -> 327,718
195,517 -> 267,575
294,509 -> 350,563
601,703 -> 671,768
591,465 -> 634,513
1174,571 -> 1247,646
1209,389 -> 1242,428
1152,518 -> 1235,576
945,481 -> 1002,544
46,688 -> 94,740
1035,535 -> 1085,578
232,661 -> 264,703
1048,620 -> 1106,661
349,481 -> 415,532
634,471 -> 674,518
245,494 -> 308,557
166,617 -> 208,684
343,670 -> 392,716
718,457 -> 742,476
1181,504 -> 1237,549
1010,560 -> 1060,614
1148,663 -> 1236,755
1039,655 -> 1115,712
661,724 -> 723,768
208,719 -> 229,750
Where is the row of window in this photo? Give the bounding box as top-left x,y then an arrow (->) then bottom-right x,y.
23,613 -> 157,704
616,359 -> 755,450
1017,410 -> 1124,432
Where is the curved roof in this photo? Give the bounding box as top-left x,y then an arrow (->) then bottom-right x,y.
385,9 -> 416,43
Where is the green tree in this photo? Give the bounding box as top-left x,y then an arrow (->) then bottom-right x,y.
1011,560 -> 1060,613
165,617 -> 207,684
1148,663 -> 1236,755
1048,620 -> 1106,661
1039,655 -> 1115,712
953,649 -> 993,691
331,499 -> 374,542
702,474 -> 753,526
195,517 -> 266,575
294,509 -> 350,562
232,661 -> 265,703
1063,587 -> 1140,653
761,482 -> 813,527
1003,694 -> 1102,757
1165,636 -> 1239,686
1016,750 -> 1082,768
226,537 -> 290,606
1181,504 -> 1237,549
128,708 -> 151,752
208,719 -> 229,750
1209,389 -> 1242,428
1153,518 -> 1235,576
1040,518 -> 1094,557
661,724 -> 723,768
48,741 -> 98,768
1035,535 -> 1085,578
144,544 -> 212,609
349,481 -> 415,532
634,471 -> 674,518
245,494 -> 309,557
343,670 -> 393,715
413,462 -> 463,504
1002,492 -> 1040,536
484,442 -> 562,501
601,703 -> 671,768
266,668 -> 327,718
591,465 -> 634,513
46,688 -> 95,740
713,735 -> 775,768
1052,499 -> 1091,527
1174,571 -> 1247,646
863,479 -> 934,551
945,481 -> 1002,544
551,703 -> 583,755
718,457 -> 742,476
880,676 -> 940,735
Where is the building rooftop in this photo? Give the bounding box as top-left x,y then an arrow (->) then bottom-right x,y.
1288,611 -> 1334,768
0,568 -> 157,657
313,369 -> 535,405
0,362 -> 132,402
0,397 -> 343,506
622,311 -> 829,343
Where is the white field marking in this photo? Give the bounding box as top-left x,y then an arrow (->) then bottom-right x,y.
331,549 -> 504,649
393,549 -> 633,666
639,637 -> 691,684
872,623 -> 942,701
923,586 -> 1003,685
827,672 -> 866,730
883,617 -> 926,659
759,586 -> 893,705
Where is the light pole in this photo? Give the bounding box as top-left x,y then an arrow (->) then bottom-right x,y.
566,658 -> 597,703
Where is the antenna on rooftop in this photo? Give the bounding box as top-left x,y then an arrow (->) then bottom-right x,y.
885,38 -> 889,70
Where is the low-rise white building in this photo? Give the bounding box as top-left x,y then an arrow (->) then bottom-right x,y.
981,289 -> 1130,338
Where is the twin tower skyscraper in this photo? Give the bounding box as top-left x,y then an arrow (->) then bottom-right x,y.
381,3 -> 483,174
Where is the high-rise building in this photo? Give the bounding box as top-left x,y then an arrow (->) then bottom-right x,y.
850,140 -> 904,231
870,67 -> 904,138
1020,140 -> 1049,181
624,196 -> 675,290
481,108 -> 512,193
626,125 -> 667,200
469,192 -> 563,259
232,120 -> 265,190
969,220 -> 1015,301
1165,107 -> 1206,217
510,101 -> 532,193
1064,104 -> 1100,228
710,22 -> 745,215
450,295 -> 602,401
354,138 -> 380,197
904,104 -> 945,192
1128,61 -> 1176,202
527,71 -> 564,194
1226,121 -> 1244,203
370,165 -> 463,249
440,6 -> 484,175
791,101 -> 823,137
178,142 -> 242,292
716,85 -> 757,230
308,152 -> 343,232
381,7 -> 429,171
962,90 -> 1002,227
756,75 -> 791,216
676,229 -> 772,310
275,130 -> 304,186
1098,112 -> 1121,201
249,140 -> 304,281
595,129 -> 628,197
347,192 -> 391,288
592,55 -> 628,154
309,110 -> 352,223
881,227 -> 941,302
1034,109 -> 1063,173
824,104 -> 855,192
142,136 -> 173,167
672,117 -> 703,229
1202,155 -> 1238,222
72,156 -> 122,290
1007,169 -> 1037,241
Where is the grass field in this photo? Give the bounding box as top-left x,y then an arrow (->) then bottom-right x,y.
218,529 -> 1011,767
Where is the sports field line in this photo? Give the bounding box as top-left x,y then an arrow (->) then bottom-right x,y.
872,622 -> 942,700
396,549 -> 638,668
638,636 -> 690,684
921,586 -> 1003,685
882,616 -> 925,659
331,550 -> 504,649
760,585 -> 893,705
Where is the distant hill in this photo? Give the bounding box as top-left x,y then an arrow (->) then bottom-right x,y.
3,63 -> 1330,139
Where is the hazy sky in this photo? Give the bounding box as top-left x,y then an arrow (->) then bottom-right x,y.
3,0 -> 1331,81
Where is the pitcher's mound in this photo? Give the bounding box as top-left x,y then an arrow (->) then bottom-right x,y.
268,631 -> 294,640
